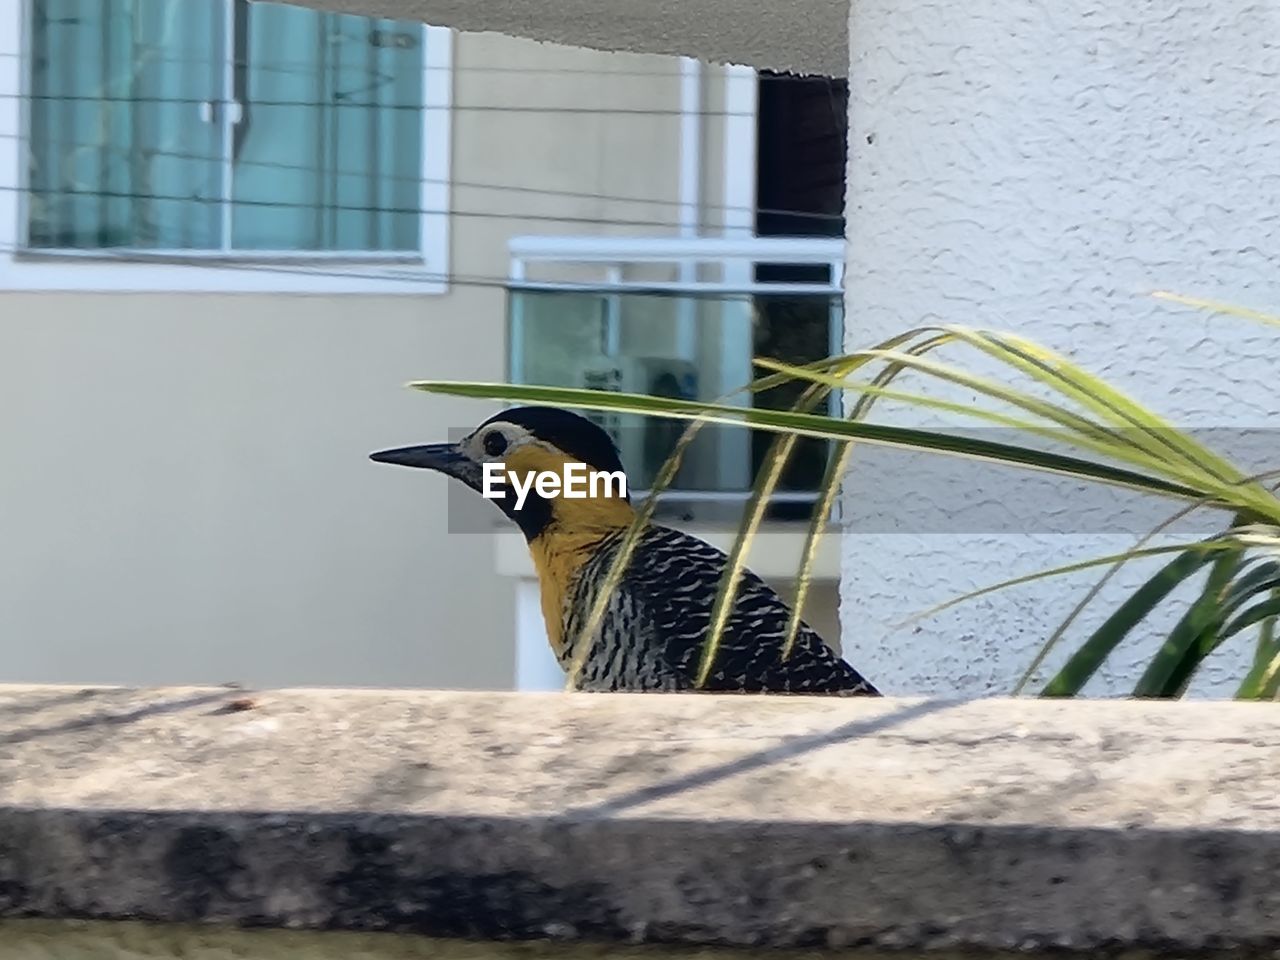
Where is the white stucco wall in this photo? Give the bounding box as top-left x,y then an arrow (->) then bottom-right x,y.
279,0 -> 1280,700
840,1 -> 1280,696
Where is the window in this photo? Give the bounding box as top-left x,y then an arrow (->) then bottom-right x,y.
0,0 -> 452,292
503,66 -> 849,527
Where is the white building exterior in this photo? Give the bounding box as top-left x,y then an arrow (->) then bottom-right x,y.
0,0 -> 853,690
257,0 -> 1280,698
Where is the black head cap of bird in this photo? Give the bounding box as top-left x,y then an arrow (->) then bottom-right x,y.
370,406 -> 633,542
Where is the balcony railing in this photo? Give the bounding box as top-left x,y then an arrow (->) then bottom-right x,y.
506,234 -> 846,526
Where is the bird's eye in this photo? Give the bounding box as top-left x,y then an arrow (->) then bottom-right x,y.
483,431 -> 508,457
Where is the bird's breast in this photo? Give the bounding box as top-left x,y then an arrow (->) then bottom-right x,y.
527,528 -> 618,658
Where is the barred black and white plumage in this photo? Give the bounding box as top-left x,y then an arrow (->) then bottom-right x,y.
371,404 -> 881,697
560,525 -> 879,694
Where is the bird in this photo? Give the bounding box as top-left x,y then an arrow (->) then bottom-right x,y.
370,405 -> 879,696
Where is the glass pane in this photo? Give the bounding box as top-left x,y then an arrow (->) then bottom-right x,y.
230,2 -> 424,252
27,0 -> 224,250
509,287 -> 843,505
509,287 -> 708,493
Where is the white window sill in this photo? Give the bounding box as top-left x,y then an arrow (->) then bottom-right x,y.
0,253 -> 450,295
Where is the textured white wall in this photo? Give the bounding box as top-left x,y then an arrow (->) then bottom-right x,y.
840,1 -> 1280,696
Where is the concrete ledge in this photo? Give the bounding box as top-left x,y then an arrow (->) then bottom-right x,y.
0,919 -> 896,959
279,0 -> 848,76
0,686 -> 1278,951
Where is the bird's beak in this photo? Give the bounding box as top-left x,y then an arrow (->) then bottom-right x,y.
369,442 -> 483,490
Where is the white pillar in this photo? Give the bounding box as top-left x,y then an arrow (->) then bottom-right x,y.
675,56 -> 703,363
514,579 -> 564,691
716,64 -> 758,492
840,0 -> 1280,699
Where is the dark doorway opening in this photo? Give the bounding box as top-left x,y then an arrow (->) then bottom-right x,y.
751,72 -> 849,521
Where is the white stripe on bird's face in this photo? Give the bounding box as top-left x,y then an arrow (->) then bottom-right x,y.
459,422 -> 560,466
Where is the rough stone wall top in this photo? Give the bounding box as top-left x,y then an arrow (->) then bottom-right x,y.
0,685 -> 1279,951
275,0 -> 849,75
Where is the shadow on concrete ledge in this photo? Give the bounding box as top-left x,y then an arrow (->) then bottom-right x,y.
0,686 -> 1274,953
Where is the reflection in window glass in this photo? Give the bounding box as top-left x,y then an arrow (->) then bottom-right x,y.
509,286 -> 840,515
26,0 -> 425,253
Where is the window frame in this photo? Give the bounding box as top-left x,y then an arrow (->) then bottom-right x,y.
0,0 -> 452,294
